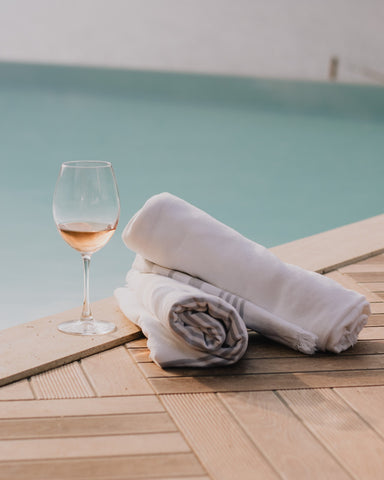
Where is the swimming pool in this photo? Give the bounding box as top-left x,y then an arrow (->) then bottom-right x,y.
1,62 -> 384,329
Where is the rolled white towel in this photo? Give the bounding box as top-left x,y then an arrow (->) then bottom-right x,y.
133,255 -> 318,354
122,193 -> 370,353
115,269 -> 248,367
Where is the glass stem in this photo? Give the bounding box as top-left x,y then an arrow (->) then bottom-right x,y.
81,254 -> 93,322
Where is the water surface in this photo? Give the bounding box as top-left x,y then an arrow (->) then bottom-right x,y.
1,62 -> 384,329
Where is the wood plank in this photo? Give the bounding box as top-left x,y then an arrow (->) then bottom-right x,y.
152,477 -> 210,480
150,369 -> 384,394
280,388 -> 384,480
220,391 -> 351,480
345,339 -> 384,355
363,283 -> 384,292
0,297 -> 141,388
0,395 -> 163,419
270,214 -> 384,273
81,346 -> 153,396
139,353 -> 384,379
125,338 -> 147,349
0,432 -> 190,461
343,272 -> 384,283
129,347 -> 152,363
335,386 -> 384,440
339,264 -> 384,273
162,393 -> 279,480
130,333 -> 384,366
129,333 -> 320,363
352,254 -> 384,265
242,333 -> 306,359
131,338 -> 384,361
358,326 -> 384,340
369,304 -> 384,314
30,362 -> 94,399
0,412 -> 177,439
325,270 -> 382,301
0,380 -> 34,401
0,453 -> 205,480
367,315 -> 384,326
154,478 -> 210,480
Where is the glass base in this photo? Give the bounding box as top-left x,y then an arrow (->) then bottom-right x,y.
57,319 -> 116,336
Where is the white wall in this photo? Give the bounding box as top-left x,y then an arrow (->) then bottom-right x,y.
0,0 -> 383,84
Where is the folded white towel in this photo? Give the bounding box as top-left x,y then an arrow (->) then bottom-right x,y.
115,268 -> 248,367
122,193 -> 370,353
133,255 -> 317,354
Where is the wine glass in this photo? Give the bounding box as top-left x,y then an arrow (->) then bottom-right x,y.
53,160 -> 120,335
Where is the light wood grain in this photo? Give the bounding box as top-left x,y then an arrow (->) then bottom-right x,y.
0,395 -> 163,419
352,254 -> 384,265
325,270 -> 382,301
0,380 -> 34,401
366,314 -> 384,326
150,369 -> 384,394
220,391 -> 351,479
363,283 -> 384,292
125,338 -> 147,349
335,385 -> 384,440
0,412 -> 177,439
280,388 -> 384,480
152,477 -> 210,480
129,347 -> 152,363
162,393 -> 279,480
339,264 -> 384,273
81,346 -> 153,396
343,272 -> 384,283
139,353 -> 384,378
0,453 -> 205,480
358,326 -> 384,340
0,432 -> 189,461
0,297 -> 141,388
150,477 -> 210,480
270,214 -> 384,273
30,362 -> 94,399
370,303 -> 384,314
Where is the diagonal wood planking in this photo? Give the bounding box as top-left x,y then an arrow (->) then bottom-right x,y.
162,392 -> 280,480
0,297 -> 142,388
30,362 -> 95,399
280,388 -> 384,480
1,223 -> 384,479
81,346 -> 154,396
220,390 -> 351,479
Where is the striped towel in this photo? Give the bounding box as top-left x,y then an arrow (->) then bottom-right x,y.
115,268 -> 248,367
133,255 -> 317,354
120,192 -> 370,354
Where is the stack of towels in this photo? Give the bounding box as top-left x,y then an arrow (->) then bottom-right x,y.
115,193 -> 370,368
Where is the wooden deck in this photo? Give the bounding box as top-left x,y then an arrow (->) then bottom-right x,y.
1,216 -> 384,479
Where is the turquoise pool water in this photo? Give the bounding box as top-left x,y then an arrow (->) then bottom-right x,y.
1,62 -> 384,329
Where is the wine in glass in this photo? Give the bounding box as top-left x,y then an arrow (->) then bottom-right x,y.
53,160 -> 120,335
